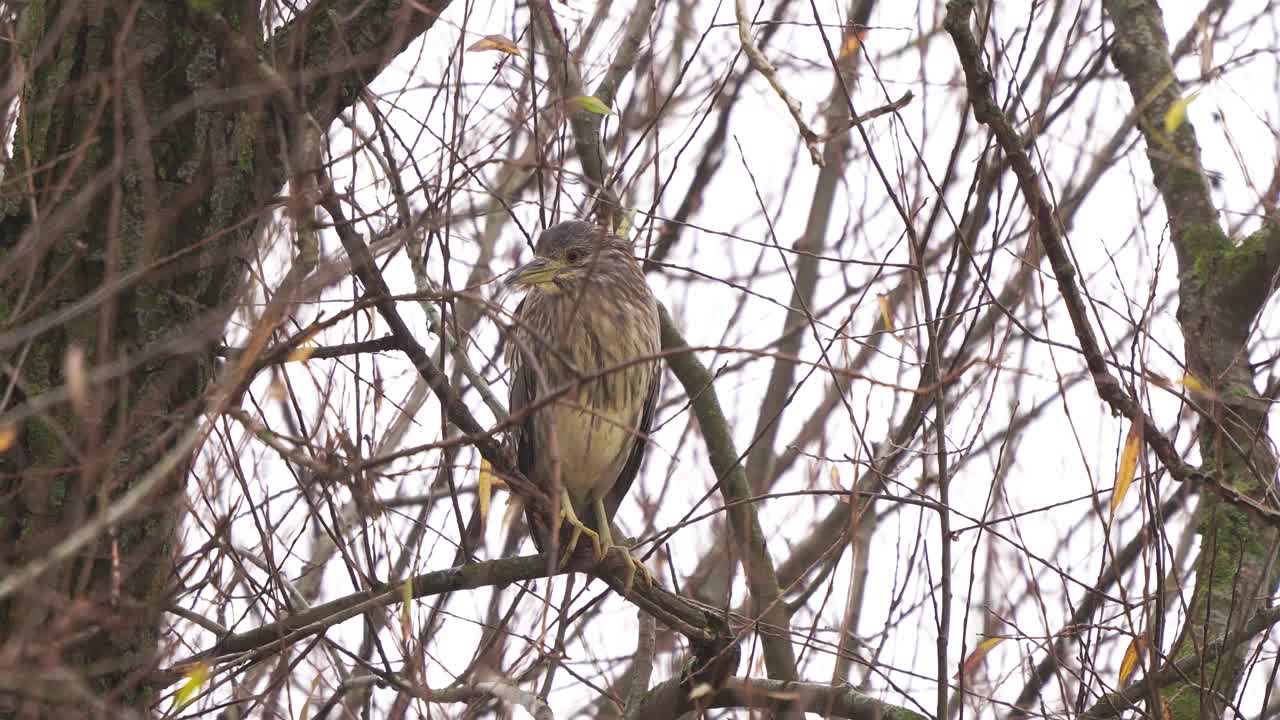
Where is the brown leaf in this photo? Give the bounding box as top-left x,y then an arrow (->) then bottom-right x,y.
64,344 -> 90,417
839,26 -> 870,59
958,636 -> 1004,680
1118,635 -> 1147,686
1110,421 -> 1142,517
878,293 -> 894,332
467,34 -> 522,57
478,458 -> 494,531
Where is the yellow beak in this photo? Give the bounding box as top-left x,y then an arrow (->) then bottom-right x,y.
507,257 -> 564,287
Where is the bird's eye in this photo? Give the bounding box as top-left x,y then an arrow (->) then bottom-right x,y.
565,248 -> 586,263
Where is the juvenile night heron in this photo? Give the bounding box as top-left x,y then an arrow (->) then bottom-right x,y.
505,220 -> 660,591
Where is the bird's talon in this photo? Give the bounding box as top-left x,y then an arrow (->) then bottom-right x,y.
556,503 -> 601,569
615,546 -> 653,595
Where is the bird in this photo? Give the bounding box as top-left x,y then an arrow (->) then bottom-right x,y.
504,220 -> 661,592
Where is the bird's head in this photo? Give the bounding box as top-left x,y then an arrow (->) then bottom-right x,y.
506,221 -> 632,293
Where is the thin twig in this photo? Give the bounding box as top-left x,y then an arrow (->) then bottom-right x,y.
735,0 -> 822,165
942,0 -> 1280,525
622,609 -> 657,720
659,305 -> 800,692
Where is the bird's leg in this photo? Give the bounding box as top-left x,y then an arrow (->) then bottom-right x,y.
592,498 -> 653,594
557,487 -> 602,569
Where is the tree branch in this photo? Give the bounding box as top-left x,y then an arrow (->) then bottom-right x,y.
163,550 -> 728,684
943,0 -> 1280,527
528,0 -> 658,226
275,0 -> 454,129
631,676 -> 930,719
734,0 -> 822,165
659,306 -> 800,691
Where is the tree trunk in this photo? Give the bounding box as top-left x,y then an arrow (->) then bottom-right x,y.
0,2 -> 272,715
1103,1 -> 1280,717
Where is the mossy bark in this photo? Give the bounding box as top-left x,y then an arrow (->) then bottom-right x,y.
0,0 -> 452,715
0,2 -> 271,715
1104,1 -> 1280,718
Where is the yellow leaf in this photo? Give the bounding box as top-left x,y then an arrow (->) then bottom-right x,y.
478,458 -> 494,531
688,683 -> 713,700
401,578 -> 413,642
878,294 -> 894,332
1164,90 -> 1201,134
1111,422 -> 1142,517
1118,635 -> 1147,685
959,636 -> 1005,679
64,344 -> 90,416
839,26 -> 870,59
287,344 -> 317,363
298,673 -> 325,720
174,662 -> 210,710
614,208 -> 637,238
467,34 -> 522,57
0,424 -> 16,453
572,95 -> 611,115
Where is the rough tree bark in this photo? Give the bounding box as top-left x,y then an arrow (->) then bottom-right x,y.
0,1 -> 451,716
947,1 -> 1280,718
1102,1 -> 1280,717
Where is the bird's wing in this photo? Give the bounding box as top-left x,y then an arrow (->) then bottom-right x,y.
509,298 -> 548,551
600,364 -> 661,525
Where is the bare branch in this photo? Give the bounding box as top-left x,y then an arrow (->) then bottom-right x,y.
632,675 -> 930,719
734,0 -> 822,165
660,305 -> 800,689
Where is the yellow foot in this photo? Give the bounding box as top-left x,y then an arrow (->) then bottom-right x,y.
614,546 -> 654,595
593,498 -> 653,594
557,489 -> 602,568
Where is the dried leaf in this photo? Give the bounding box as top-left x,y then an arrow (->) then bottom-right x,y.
288,344 -> 317,363
959,636 -> 1005,680
0,424 -> 15,453
467,34 -> 522,57
1164,90 -> 1202,135
479,458 -> 494,531
174,662 -> 210,710
878,294 -> 894,332
688,683 -> 713,700
839,26 -> 870,59
1111,421 -> 1142,517
1118,635 -> 1147,685
267,377 -> 288,401
614,208 -> 637,238
572,95 -> 611,115
401,578 -> 413,642
1182,372 -> 1206,393
64,344 -> 89,416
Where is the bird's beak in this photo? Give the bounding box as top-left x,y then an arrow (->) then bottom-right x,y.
506,257 -> 564,288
